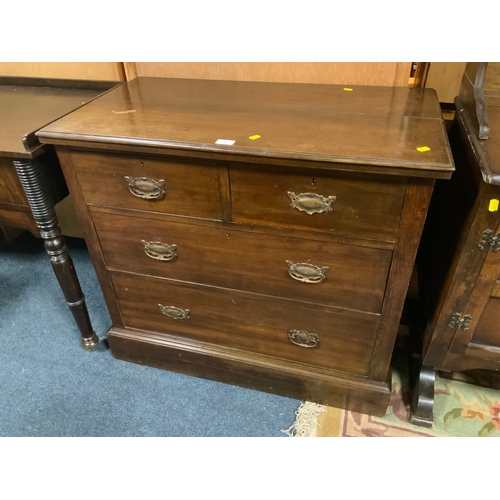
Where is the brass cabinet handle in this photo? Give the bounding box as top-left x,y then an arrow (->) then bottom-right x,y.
158,304 -> 190,320
125,176 -> 165,200
141,240 -> 178,261
286,261 -> 328,283
288,329 -> 320,348
287,191 -> 336,215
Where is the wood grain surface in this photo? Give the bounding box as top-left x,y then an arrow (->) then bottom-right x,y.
130,62 -> 412,87
230,165 -> 407,242
0,78 -> 119,158
0,157 -> 28,205
111,271 -> 380,377
37,77 -> 453,176
92,210 -> 393,314
0,62 -> 125,81
426,62 -> 466,103
70,150 -> 227,220
107,326 -> 392,415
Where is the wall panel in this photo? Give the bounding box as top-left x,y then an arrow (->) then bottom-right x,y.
0,62 -> 125,81
128,62 -> 412,86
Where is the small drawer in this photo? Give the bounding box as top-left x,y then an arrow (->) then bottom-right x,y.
69,150 -> 227,220
230,166 -> 407,242
111,271 -> 380,376
93,211 -> 393,314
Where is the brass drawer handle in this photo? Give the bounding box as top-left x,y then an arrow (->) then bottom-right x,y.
158,304 -> 190,320
286,261 -> 328,283
125,176 -> 165,200
287,191 -> 336,215
142,240 -> 178,261
288,329 -> 320,348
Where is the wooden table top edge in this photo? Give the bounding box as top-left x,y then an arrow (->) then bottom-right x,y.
0,77 -> 124,158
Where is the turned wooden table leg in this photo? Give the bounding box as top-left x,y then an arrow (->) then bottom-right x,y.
409,353 -> 436,428
13,157 -> 99,350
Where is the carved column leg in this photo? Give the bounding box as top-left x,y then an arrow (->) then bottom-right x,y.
13,157 -> 99,350
409,353 -> 436,428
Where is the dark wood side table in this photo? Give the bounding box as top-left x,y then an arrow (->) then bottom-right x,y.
0,76 -> 119,349
411,65 -> 500,426
37,77 -> 454,414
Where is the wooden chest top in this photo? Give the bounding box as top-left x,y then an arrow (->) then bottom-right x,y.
37,77 -> 454,178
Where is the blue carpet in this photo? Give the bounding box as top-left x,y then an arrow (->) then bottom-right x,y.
0,230 -> 300,436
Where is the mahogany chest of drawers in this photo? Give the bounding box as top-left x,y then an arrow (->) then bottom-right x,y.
37,77 -> 454,415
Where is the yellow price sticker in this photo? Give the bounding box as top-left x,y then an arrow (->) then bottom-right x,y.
489,199 -> 499,212
343,88 -> 354,92
249,135 -> 261,140
416,146 -> 431,152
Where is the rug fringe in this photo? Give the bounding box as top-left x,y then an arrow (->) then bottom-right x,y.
281,401 -> 328,437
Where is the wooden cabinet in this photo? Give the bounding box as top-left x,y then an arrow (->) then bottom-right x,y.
411,68 -> 500,426
37,77 -> 453,416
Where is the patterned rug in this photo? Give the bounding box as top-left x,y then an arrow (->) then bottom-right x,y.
286,346 -> 500,437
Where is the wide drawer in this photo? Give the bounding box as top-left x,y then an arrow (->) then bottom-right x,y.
69,150 -> 226,220
111,271 -> 379,376
93,211 -> 392,314
230,166 -> 407,242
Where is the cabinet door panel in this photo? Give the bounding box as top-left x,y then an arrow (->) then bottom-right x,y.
470,296 -> 500,350
450,221 -> 500,360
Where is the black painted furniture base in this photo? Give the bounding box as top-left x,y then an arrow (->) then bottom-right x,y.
409,353 -> 436,428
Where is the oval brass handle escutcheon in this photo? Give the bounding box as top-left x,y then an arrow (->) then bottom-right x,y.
142,240 -> 178,261
286,261 -> 328,283
287,191 -> 336,215
288,329 -> 320,348
158,304 -> 190,320
125,176 -> 165,200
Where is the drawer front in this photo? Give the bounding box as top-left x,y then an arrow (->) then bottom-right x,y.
230,167 -> 407,241
93,211 -> 392,314
70,150 -> 226,220
111,272 -> 379,376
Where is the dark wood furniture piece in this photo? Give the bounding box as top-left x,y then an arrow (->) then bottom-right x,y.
0,76 -> 118,349
37,77 -> 453,414
411,64 -> 500,426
